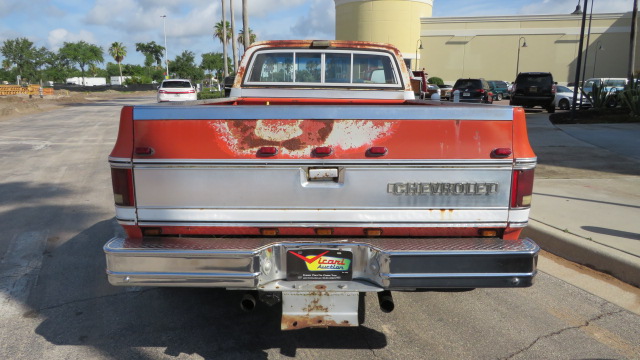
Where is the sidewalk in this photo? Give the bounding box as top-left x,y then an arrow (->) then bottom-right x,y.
521,112 -> 640,288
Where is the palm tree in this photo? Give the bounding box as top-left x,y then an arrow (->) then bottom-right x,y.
237,28 -> 256,52
242,0 -> 249,52
214,20 -> 232,77
108,42 -> 127,84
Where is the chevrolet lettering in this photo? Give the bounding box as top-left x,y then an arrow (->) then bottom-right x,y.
104,40 -> 539,330
387,182 -> 499,195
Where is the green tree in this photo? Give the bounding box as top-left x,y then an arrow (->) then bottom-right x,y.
135,41 -> 164,67
170,50 -> 204,81
1,37 -> 37,80
108,42 -> 127,83
200,52 -> 231,81
237,28 -> 257,52
59,41 -> 104,84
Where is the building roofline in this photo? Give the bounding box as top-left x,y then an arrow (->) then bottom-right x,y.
336,0 -> 433,6
421,12 -> 630,24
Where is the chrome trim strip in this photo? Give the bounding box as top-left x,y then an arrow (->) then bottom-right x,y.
514,157 -> 537,170
109,157 -> 132,165
130,159 -> 515,166
136,208 -> 509,223
132,105 -> 514,121
508,222 -> 529,228
116,219 -> 136,226
135,221 -> 508,228
115,207 -> 136,222
382,272 -> 535,278
508,209 -> 531,223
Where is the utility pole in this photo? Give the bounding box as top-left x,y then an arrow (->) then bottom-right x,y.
628,0 -> 638,83
161,15 -> 169,79
230,0 -> 238,72
571,0 -> 589,120
222,0 -> 228,78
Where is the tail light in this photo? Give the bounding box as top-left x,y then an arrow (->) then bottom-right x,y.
477,89 -> 485,93
158,90 -> 166,94
111,168 -> 134,206
552,85 -> 557,95
188,89 -> 196,94
511,168 -> 534,208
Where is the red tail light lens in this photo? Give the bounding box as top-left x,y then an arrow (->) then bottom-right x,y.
158,90 -> 166,94
511,168 -> 534,208
367,146 -> 388,156
111,168 -> 134,206
257,146 -> 278,156
491,148 -> 512,158
313,146 -> 333,156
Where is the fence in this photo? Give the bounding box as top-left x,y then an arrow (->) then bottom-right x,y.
0,85 -> 54,96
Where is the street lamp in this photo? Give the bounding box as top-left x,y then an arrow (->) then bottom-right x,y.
571,0 -> 583,15
515,37 -> 527,77
593,41 -> 604,77
415,39 -> 423,71
161,15 -> 169,79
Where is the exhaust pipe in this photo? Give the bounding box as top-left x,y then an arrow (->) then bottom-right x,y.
377,290 -> 395,313
240,291 -> 258,312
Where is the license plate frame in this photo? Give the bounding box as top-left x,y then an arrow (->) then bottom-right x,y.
286,249 -> 353,281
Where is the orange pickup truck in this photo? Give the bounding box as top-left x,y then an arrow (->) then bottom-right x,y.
105,40 -> 539,330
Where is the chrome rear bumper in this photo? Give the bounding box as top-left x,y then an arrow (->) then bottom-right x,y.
104,237 -> 539,290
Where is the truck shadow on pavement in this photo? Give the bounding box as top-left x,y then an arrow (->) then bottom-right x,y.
581,226 -> 640,241
32,219 -> 387,359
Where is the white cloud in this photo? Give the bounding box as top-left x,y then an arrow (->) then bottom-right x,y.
48,29 -> 98,51
290,0 -> 335,38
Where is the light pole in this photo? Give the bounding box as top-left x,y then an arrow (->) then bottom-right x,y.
415,39 -> 423,71
592,41 -> 604,77
515,37 -> 527,77
161,15 -> 169,79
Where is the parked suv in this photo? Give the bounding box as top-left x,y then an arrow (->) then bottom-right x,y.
450,78 -> 493,103
488,80 -> 510,100
510,72 -> 556,113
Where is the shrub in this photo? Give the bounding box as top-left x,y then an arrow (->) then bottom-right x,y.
427,77 -> 444,85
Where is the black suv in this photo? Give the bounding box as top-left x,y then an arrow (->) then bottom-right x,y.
510,72 -> 556,113
450,78 -> 493,104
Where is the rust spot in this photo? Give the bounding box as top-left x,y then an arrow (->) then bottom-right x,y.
315,284 -> 327,290
224,119 -> 335,152
281,315 -> 355,330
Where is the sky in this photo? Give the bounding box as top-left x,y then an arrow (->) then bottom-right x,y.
0,0 -> 635,66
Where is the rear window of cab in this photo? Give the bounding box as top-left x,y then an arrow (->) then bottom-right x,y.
245,50 -> 401,88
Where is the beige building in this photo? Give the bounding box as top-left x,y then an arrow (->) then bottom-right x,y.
334,0 -> 638,85
421,13 -> 637,85
335,0 -> 433,70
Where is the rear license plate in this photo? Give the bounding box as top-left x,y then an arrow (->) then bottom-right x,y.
463,92 -> 470,96
529,86 -> 537,93
286,249 -> 353,281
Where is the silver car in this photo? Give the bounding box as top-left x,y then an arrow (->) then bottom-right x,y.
554,85 -> 590,110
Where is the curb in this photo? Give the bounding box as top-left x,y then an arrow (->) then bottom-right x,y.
523,221 -> 640,288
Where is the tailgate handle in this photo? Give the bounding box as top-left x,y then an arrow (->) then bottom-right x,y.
308,168 -> 339,181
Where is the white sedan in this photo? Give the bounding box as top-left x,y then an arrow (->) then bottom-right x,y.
157,79 -> 197,102
554,85 -> 590,110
